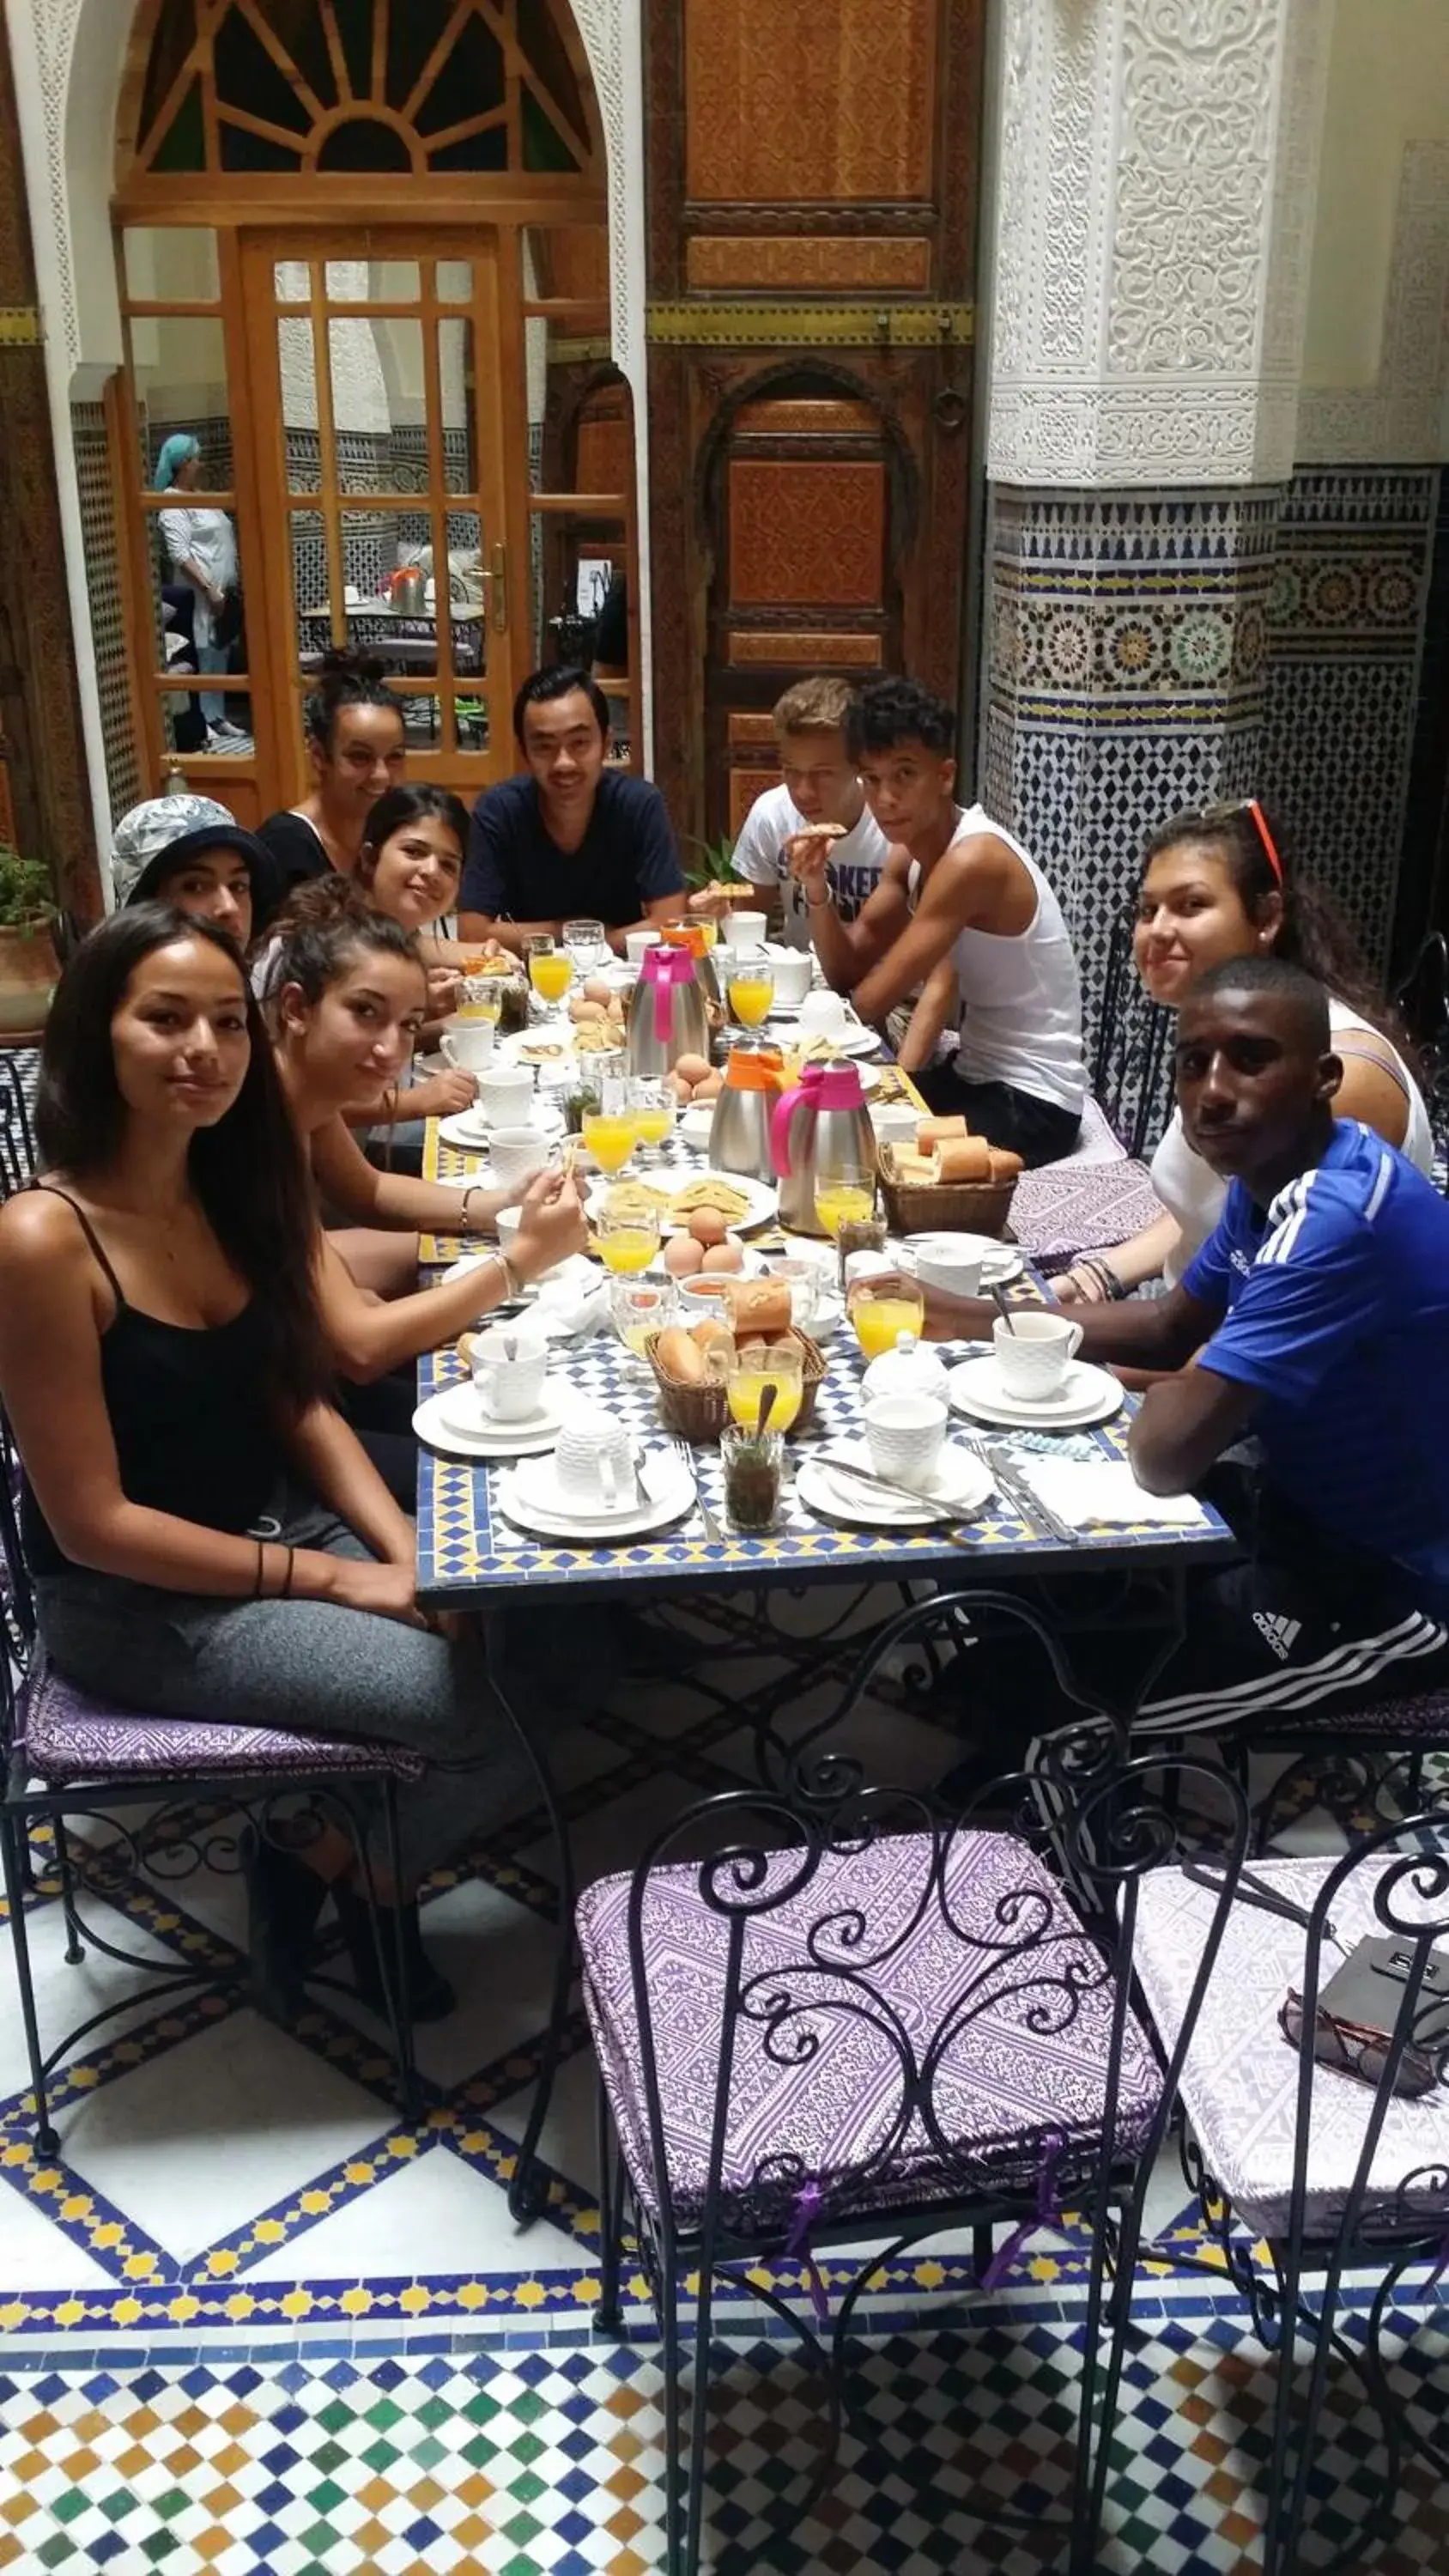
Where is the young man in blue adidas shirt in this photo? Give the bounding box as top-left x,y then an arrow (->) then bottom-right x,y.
925,954 -> 1449,1735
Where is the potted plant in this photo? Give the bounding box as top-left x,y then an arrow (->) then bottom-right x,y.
0,845 -> 58,1033
682,831 -> 740,893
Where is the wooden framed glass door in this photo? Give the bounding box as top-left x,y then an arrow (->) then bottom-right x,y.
238,228 -> 520,793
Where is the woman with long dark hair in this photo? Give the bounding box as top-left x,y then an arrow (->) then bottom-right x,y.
1058,800 -> 1433,1302
262,784 -> 481,1146
266,887 -> 585,1344
257,649 -> 407,895
0,908 -> 534,2017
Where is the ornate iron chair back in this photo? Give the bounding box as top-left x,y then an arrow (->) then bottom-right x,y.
581,1595 -> 1251,2576
1091,910 -> 1173,1159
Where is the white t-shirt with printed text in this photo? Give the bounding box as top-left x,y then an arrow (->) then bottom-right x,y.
731,782 -> 890,951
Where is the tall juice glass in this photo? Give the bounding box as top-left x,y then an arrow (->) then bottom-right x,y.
597,1211 -> 661,1274
849,1274 -> 926,1360
582,1110 -> 637,1176
529,949 -> 574,1007
814,1179 -> 876,1241
726,1343 -> 803,1435
727,962 -> 774,1030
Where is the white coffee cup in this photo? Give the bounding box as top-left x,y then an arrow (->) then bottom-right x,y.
863,1393 -> 948,1491
798,988 -> 849,1037
721,909 -> 767,953
767,1256 -> 820,1330
477,1066 -> 536,1128
488,1126 -> 550,1193
440,1018 -> 496,1072
911,1237 -> 984,1300
992,1309 -> 1082,1400
626,928 -> 662,964
768,951 -> 814,1008
470,1321 -> 548,1421
870,1102 -> 918,1150
555,1403 -> 638,1511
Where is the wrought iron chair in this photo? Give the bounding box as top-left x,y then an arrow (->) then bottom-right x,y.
0,1437 -> 427,2150
579,1593 -> 1251,2576
1133,1814 -> 1449,2574
1092,909 -> 1174,1161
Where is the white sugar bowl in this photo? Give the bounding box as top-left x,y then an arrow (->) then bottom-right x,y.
861,1329 -> 950,1408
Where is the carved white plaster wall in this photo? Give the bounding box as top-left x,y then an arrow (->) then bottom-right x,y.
987,0 -> 1333,489
1297,143 -> 1449,465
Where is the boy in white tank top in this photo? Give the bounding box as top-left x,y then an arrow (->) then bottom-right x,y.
790,677 -> 1087,1167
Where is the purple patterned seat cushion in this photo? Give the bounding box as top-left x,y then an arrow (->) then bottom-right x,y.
1260,1690 -> 1449,1744
578,1827 -> 1163,2235
20,1661 -> 425,1785
1056,1095 -> 1131,1169
1135,1855 -> 1449,2238
1009,1159 -> 1164,1267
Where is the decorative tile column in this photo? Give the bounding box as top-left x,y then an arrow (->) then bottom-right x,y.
981,0 -> 1333,1036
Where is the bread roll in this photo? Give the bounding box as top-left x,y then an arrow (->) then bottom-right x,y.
656,1326 -> 706,1383
689,1318 -> 735,1374
726,1279 -> 793,1338
987,1147 -> 1024,1182
892,1150 -> 940,1185
936,1136 -> 992,1183
917,1115 -> 967,1149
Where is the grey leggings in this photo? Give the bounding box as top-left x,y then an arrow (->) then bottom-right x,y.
33,1493 -> 555,1876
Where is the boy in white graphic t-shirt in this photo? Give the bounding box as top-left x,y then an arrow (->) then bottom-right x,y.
690,676 -> 890,947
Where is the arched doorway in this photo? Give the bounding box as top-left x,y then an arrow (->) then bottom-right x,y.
109,0 -> 636,825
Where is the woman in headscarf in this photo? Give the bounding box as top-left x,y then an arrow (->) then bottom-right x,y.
155,434 -> 242,747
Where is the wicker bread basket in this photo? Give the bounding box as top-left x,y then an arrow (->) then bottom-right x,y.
877,1143 -> 1018,1240
645,1325 -> 828,1441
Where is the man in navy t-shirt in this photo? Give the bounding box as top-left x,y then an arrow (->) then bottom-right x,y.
925,953 -> 1449,1738
458,665 -> 684,956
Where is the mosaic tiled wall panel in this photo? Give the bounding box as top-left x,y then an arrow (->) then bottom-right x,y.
70,402 -> 142,828
1256,468 -> 1438,975
982,488 -> 1277,1045
981,472 -> 1440,1039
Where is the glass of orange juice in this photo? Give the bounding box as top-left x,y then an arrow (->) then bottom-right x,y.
814,1174 -> 876,1242
526,933 -> 574,1013
848,1273 -> 926,1361
597,1208 -> 661,1275
726,958 -> 774,1030
628,1076 -> 675,1163
726,1340 -> 803,1435
582,1109 -> 637,1176
611,1275 -> 676,1359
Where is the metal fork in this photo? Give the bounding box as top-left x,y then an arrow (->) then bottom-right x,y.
672,1437 -> 724,1543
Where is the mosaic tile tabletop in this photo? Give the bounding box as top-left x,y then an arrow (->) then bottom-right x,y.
414,1110 -> 1230,1603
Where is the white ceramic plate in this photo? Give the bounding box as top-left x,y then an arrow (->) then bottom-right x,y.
412,1381 -> 565,1458
797,1440 -> 996,1528
946,1357 -> 1125,1430
898,1234 -> 1025,1287
497,1448 -> 694,1543
436,1103 -> 563,1154
588,1170 -> 779,1236
767,1018 -> 881,1060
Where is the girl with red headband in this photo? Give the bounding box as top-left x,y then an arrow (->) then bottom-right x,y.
1058,800 -> 1433,1303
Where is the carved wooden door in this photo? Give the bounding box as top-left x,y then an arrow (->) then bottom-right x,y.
706,388 -> 902,840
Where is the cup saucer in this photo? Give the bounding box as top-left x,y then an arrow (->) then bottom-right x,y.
436,1379 -> 562,1439
512,1451 -> 645,1525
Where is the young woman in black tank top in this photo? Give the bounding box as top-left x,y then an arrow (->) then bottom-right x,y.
0,907 -> 539,2020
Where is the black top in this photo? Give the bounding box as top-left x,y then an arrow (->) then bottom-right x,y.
21,1188 -> 285,1581
257,811 -> 330,894
460,769 -> 683,931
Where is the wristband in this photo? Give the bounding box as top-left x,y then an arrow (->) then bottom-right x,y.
460,1186 -> 483,1233
806,887 -> 833,910
490,1250 -> 523,1303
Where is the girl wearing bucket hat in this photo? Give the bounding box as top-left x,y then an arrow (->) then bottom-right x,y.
110,796 -> 282,947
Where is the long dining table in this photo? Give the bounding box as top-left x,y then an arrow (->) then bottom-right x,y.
409,1066 -> 1234,2217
